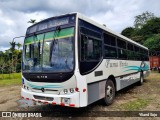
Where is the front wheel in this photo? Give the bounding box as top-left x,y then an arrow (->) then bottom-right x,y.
103,79 -> 115,106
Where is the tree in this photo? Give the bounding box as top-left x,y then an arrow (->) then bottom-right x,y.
134,11 -> 155,29
121,27 -> 135,38
121,11 -> 160,47
143,34 -> 160,51
9,41 -> 16,52
139,17 -> 160,36
13,49 -> 22,73
16,42 -> 22,50
0,57 -> 5,79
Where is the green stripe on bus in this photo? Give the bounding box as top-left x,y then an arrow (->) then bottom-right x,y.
123,65 -> 149,72
24,27 -> 74,45
24,34 -> 44,45
44,34 -> 74,41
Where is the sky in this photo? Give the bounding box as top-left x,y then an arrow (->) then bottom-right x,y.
0,0 -> 160,51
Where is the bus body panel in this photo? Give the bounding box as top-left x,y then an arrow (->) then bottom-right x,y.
74,14 -> 88,107
21,87 -> 80,107
22,74 -> 77,94
21,74 -> 81,107
85,60 -> 149,105
85,60 -> 149,84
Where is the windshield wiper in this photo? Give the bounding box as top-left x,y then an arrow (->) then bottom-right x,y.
50,26 -> 61,65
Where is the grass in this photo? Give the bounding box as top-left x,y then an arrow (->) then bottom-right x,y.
115,71 -> 160,111
121,98 -> 151,111
146,71 -> 160,81
0,73 -> 22,87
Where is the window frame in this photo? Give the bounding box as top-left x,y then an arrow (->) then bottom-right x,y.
80,33 -> 102,62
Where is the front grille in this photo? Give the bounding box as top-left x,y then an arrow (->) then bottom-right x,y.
32,88 -> 58,92
31,88 -> 59,94
33,95 -> 54,101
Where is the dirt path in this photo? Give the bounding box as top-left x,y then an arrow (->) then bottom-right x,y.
0,72 -> 160,119
0,85 -> 21,111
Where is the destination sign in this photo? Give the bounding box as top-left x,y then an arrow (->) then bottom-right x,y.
27,15 -> 75,34
48,17 -> 69,28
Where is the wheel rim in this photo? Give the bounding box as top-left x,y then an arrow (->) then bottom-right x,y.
141,76 -> 143,83
106,85 -> 114,100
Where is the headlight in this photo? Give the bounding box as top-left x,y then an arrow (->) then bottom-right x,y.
23,84 -> 30,91
70,88 -> 74,93
23,84 -> 26,89
64,89 -> 68,94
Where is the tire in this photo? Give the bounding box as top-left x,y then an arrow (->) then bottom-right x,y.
138,72 -> 144,86
103,79 -> 115,106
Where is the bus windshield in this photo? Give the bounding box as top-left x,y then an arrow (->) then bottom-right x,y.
23,27 -> 74,73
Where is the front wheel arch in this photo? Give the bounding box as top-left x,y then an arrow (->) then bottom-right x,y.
108,75 -> 117,91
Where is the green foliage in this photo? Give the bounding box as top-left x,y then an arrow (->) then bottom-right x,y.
121,27 -> 135,38
122,98 -> 150,111
0,73 -> 21,80
0,42 -> 22,74
144,34 -> 160,51
9,41 -> 16,52
134,11 -> 155,29
139,17 -> 160,36
0,73 -> 21,86
121,11 -> 160,51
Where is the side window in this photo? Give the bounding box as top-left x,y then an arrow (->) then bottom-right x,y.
80,35 -> 87,61
117,39 -> 126,49
145,50 -> 149,61
105,46 -> 117,58
117,39 -> 127,59
104,33 -> 117,59
118,49 -> 127,59
78,21 -> 103,75
134,46 -> 140,60
127,50 -> 134,60
93,40 -> 102,59
104,33 -> 116,46
127,43 -> 134,51
81,34 -> 102,61
127,43 -> 134,60
134,46 -> 139,52
87,39 -> 93,57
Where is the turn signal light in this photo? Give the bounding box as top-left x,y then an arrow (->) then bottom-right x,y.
75,88 -> 79,92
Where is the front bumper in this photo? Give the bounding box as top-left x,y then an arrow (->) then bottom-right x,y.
21,88 -> 80,107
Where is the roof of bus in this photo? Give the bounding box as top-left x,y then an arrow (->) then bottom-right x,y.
75,12 -> 148,50
27,12 -> 148,50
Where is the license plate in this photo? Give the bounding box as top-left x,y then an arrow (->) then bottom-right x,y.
62,98 -> 70,104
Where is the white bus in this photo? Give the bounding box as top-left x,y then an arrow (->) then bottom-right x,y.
21,13 -> 150,107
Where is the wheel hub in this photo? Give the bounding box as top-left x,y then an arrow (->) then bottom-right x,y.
107,85 -> 113,98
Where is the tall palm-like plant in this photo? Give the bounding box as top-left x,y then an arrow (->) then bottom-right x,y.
28,19 -> 37,24
16,42 -> 22,50
9,41 -> 16,52
9,41 -> 16,73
